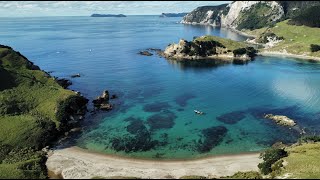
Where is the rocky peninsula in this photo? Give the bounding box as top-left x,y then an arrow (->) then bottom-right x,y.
161,35 -> 257,64
181,1 -> 320,61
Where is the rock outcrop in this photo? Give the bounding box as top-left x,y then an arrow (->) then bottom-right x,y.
264,114 -> 296,127
161,35 -> 257,64
92,90 -> 113,111
138,51 -> 153,56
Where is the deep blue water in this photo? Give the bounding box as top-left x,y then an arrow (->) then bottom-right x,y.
1,16 -> 320,159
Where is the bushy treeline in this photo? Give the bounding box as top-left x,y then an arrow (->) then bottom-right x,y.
310,44 -> 320,52
287,6 -> 320,27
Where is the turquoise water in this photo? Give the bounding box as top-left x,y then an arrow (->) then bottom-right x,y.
1,16 -> 320,159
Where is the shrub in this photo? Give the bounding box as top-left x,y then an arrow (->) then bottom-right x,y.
223,171 -> 262,179
233,48 -> 247,56
258,148 -> 288,175
310,44 -> 320,52
287,6 -> 320,27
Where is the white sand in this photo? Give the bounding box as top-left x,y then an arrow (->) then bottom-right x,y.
46,146 -> 262,179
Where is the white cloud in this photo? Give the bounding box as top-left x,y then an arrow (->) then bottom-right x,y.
0,1 -> 231,17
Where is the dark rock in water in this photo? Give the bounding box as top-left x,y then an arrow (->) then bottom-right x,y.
100,103 -> 113,111
196,126 -> 228,153
177,108 -> 184,112
110,94 -> 118,99
175,93 -> 196,107
147,110 -> 177,131
216,110 -> 246,124
138,51 -> 153,56
92,90 -> 112,111
143,102 -> 171,112
126,119 -> 147,135
147,48 -> 164,56
71,73 -> 81,78
111,128 -> 159,152
56,78 -> 72,89
247,105 -> 300,120
101,90 -> 110,100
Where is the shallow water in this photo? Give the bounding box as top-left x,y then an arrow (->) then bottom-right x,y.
1,16 -> 320,159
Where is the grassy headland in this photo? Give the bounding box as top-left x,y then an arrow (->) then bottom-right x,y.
0,45 -> 88,178
244,20 -> 320,58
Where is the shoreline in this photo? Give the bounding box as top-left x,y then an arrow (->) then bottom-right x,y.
46,146 -> 262,179
258,51 -> 320,62
180,22 -> 256,38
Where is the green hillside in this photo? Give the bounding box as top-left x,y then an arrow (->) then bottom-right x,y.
0,45 -> 88,178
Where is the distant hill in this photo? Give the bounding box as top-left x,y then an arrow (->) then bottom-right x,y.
91,14 -> 126,17
159,13 -> 188,17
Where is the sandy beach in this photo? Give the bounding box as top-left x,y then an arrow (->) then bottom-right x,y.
258,51 -> 320,62
46,146 -> 262,179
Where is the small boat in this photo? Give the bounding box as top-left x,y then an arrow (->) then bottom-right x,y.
194,110 -> 204,115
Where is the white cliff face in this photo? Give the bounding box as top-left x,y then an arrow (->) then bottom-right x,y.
221,1 -> 260,28
181,1 -> 285,30
221,1 -> 285,29
200,10 -> 214,24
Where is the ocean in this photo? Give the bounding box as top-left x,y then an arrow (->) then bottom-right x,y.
1,15 -> 320,159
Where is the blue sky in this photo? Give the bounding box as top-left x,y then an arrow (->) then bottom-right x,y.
0,1 -> 230,17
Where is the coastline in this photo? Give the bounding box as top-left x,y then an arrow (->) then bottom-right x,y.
258,51 -> 320,62
46,146 -> 262,179
180,21 -> 256,38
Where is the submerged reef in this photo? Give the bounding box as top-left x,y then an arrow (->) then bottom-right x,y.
216,110 -> 247,124
146,110 -> 177,131
196,126 -> 228,153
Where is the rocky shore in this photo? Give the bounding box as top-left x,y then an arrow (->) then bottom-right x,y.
161,35 -> 257,64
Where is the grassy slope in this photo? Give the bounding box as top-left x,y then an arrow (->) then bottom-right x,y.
0,46 -> 79,178
245,20 -> 320,57
195,35 -> 247,50
279,143 -> 320,178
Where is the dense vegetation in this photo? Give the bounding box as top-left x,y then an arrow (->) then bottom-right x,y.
233,47 -> 257,57
236,2 -> 280,30
310,44 -> 320,52
0,45 -> 88,178
287,6 -> 320,27
258,148 -> 288,175
222,171 -> 262,179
